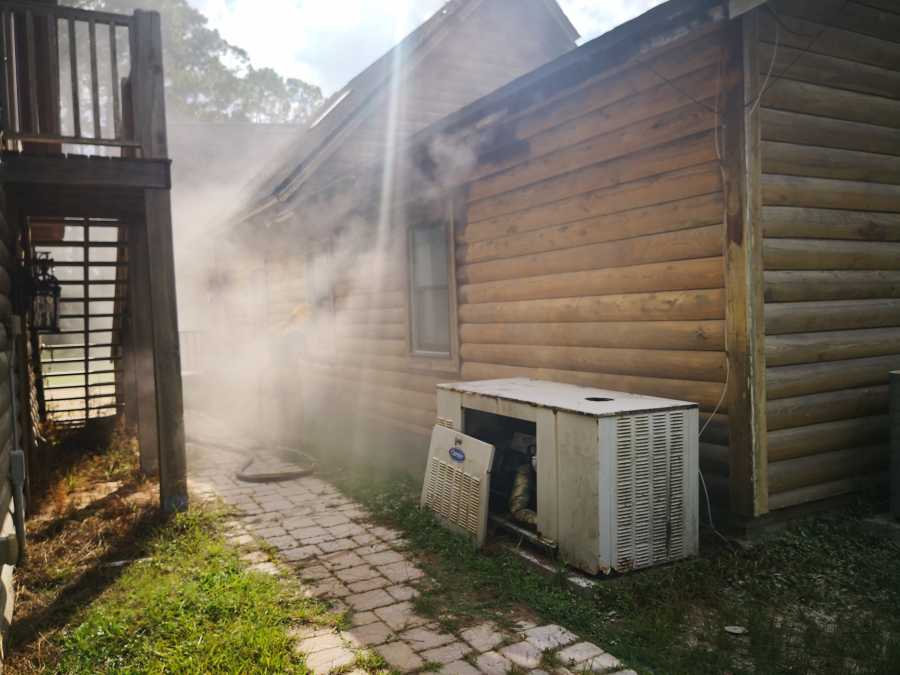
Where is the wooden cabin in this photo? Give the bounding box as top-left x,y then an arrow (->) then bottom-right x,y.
227,0 -> 900,531
205,0 -> 578,430
0,1 -> 188,645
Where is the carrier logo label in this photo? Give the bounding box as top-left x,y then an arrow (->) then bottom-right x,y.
448,447 -> 466,463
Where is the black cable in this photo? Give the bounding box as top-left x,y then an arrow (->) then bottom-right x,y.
751,1 -> 851,107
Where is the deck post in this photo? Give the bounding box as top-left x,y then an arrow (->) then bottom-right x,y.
127,218 -> 160,475
131,9 -> 187,512
722,11 -> 768,519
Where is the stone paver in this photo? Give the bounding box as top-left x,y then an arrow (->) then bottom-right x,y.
379,560 -> 425,583
348,576 -> 391,593
524,624 -> 578,651
420,641 -> 471,665
400,626 -> 455,651
304,646 -> 356,675
189,443 -> 627,675
375,601 -> 428,631
461,622 -> 504,653
346,588 -> 394,611
476,651 -> 513,675
376,641 -> 424,672
581,652 -> 622,671
441,660 -> 482,675
346,620 -> 394,646
335,565 -> 380,584
500,640 -> 543,669
557,641 -> 605,666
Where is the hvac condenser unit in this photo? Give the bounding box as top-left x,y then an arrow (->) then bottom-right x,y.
421,378 -> 699,574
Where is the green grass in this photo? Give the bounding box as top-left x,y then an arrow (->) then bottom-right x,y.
328,467 -> 900,675
56,507 -> 338,674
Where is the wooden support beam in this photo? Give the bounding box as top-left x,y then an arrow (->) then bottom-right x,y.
132,10 -> 186,512
722,13 -> 768,517
0,154 -> 171,189
127,219 -> 158,475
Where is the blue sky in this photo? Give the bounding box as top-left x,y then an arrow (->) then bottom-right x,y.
189,0 -> 665,95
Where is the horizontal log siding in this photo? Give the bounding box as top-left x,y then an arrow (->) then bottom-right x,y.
292,235 -> 455,439
760,0 -> 900,509
458,26 -> 729,481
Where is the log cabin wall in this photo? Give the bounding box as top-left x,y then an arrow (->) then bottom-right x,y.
757,0 -> 900,510
455,20 -> 732,503
301,227 -> 452,446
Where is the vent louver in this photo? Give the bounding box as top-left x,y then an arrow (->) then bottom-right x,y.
420,425 -> 494,547
614,410 -> 687,571
423,458 -> 482,536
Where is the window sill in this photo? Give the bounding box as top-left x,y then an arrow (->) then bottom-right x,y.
407,352 -> 460,375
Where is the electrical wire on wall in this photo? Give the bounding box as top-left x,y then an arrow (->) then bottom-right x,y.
638,1 -> 851,543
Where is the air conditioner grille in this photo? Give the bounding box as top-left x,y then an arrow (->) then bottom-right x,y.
614,410 -> 687,571
423,457 -> 482,536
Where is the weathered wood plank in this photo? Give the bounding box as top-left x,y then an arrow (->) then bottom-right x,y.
766,328 -> 900,366
458,257 -> 723,304
764,270 -> 900,302
335,290 -> 406,311
334,338 -> 407,357
765,298 -> 900,334
763,238 -> 900,270
762,78 -> 900,129
759,10 -> 900,70
459,192 -> 722,264
768,415 -> 891,462
767,354 -> 900,399
770,1 -> 900,45
474,28 -> 725,171
761,108 -> 900,157
470,78 -> 719,201
768,472 -> 886,510
0,154 -> 171,189
758,41 -> 900,100
762,142 -> 900,185
459,320 -> 725,351
459,224 -> 722,285
460,343 -> 726,382
132,10 -> 186,513
460,161 -> 721,244
767,443 -> 888,494
767,385 -> 888,430
762,206 -> 900,240
723,12 -> 768,516
762,174 -> 900,211
458,288 -> 725,324
469,130 -> 717,223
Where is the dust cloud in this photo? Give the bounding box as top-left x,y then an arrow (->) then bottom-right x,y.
170,121 -> 479,473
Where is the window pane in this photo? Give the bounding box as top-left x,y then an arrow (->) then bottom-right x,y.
412,226 -> 447,289
410,223 -> 450,354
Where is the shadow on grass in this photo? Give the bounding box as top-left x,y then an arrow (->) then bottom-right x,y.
8,483 -> 163,665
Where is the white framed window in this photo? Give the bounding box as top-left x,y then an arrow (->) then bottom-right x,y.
408,220 -> 452,357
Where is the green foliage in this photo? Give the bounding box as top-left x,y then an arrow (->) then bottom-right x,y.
56,507 -> 326,674
69,0 -> 322,123
332,469 -> 900,675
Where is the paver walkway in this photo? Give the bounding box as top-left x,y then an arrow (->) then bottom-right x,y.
188,438 -> 632,675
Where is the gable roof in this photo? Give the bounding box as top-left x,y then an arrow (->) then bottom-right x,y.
243,0 -> 577,221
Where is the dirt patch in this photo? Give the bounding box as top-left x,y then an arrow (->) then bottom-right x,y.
6,423 -> 162,674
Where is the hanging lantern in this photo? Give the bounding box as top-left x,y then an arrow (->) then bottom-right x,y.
32,252 -> 61,333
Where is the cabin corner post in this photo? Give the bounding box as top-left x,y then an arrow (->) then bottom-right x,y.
132,9 -> 187,512
722,11 -> 768,519
127,219 -> 160,477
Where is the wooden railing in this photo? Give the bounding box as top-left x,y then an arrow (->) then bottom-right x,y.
0,1 -> 148,154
